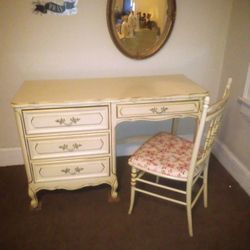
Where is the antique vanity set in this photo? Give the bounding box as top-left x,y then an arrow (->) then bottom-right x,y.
12,1 -> 231,237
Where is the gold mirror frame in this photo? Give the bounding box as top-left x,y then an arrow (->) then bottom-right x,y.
107,0 -> 176,59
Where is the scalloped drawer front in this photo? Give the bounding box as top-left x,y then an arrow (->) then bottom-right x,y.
116,101 -> 200,118
32,158 -> 110,182
23,106 -> 109,135
28,133 -> 110,160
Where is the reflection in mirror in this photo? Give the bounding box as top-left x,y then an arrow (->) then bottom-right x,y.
107,0 -> 176,59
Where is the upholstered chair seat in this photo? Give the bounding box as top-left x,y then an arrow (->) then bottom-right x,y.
128,132 -> 200,180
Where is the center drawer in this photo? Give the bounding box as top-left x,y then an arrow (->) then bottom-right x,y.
28,133 -> 110,160
116,101 -> 200,118
23,106 -> 109,135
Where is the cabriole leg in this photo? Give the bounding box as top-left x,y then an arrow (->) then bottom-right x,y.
28,187 -> 39,209
111,178 -> 118,199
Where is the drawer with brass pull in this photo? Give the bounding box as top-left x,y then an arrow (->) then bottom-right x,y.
27,133 -> 110,160
23,106 -> 109,135
116,101 -> 200,118
32,157 -> 110,183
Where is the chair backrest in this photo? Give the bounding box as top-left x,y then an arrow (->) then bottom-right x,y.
198,78 -> 232,165
187,78 -> 232,181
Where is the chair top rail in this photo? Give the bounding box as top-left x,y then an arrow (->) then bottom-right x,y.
206,78 -> 232,121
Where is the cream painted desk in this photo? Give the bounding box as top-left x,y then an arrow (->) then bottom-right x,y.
12,75 -> 208,208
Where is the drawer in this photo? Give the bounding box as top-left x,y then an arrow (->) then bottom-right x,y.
23,106 -> 109,135
28,133 -> 110,160
116,101 -> 199,118
32,157 -> 110,183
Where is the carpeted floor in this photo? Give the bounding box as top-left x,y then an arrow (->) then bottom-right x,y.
0,156 -> 249,250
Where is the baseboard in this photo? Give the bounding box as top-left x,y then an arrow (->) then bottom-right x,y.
213,139 -> 250,196
0,147 -> 24,167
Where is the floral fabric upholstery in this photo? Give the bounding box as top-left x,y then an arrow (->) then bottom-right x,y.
128,132 -> 199,180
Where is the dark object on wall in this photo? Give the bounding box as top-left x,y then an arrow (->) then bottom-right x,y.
33,0 -> 78,15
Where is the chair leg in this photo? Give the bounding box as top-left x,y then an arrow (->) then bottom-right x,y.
128,166 -> 137,214
186,203 -> 193,237
203,163 -> 209,208
186,185 -> 193,237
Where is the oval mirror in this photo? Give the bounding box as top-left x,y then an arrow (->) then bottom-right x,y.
107,0 -> 176,59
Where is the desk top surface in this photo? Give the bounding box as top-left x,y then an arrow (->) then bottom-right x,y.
12,75 -> 208,107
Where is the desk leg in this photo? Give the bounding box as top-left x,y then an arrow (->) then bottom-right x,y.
108,173 -> 119,202
28,186 -> 39,209
111,177 -> 118,199
110,104 -> 120,201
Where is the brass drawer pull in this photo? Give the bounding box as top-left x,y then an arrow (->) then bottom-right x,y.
61,167 -> 84,175
55,117 -> 80,126
150,106 -> 168,115
59,143 -> 82,152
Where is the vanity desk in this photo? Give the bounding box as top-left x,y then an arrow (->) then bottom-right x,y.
12,75 -> 208,208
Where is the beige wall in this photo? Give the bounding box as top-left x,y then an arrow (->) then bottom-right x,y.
0,1 -> 232,150
219,0 -> 250,170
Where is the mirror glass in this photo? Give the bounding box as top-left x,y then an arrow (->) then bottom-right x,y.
107,0 -> 176,59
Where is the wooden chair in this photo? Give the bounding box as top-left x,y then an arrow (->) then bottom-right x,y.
128,79 -> 232,237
